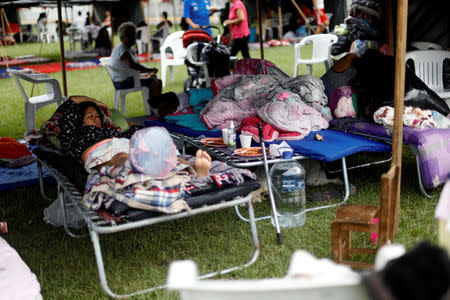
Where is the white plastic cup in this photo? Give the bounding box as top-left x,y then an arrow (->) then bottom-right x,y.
222,128 -> 230,144
239,134 -> 252,148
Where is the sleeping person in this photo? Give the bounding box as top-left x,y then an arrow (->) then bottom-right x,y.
81,124 -> 255,214
59,95 -> 140,161
41,96 -> 255,214
58,95 -> 212,178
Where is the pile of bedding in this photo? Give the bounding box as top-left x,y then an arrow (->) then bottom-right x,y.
162,63 -> 333,142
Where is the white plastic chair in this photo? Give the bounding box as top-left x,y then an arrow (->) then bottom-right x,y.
406,50 -> 450,100
7,69 -> 66,132
66,27 -> 83,51
167,244 -> 407,300
186,42 -> 211,89
153,25 -> 170,51
99,57 -> 151,116
137,25 -> 170,54
136,26 -> 149,54
293,33 -> 338,77
167,250 -> 369,300
160,31 -> 186,87
411,41 -> 442,50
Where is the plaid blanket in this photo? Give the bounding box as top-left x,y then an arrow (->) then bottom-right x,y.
83,162 -> 192,213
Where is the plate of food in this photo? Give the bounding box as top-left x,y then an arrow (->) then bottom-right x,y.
200,137 -> 227,147
234,147 -> 267,157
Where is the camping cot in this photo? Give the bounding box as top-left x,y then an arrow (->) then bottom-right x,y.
34,145 -> 261,298
144,119 -> 392,222
329,118 -> 450,197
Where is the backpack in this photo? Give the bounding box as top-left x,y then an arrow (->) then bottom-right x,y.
201,42 -> 231,78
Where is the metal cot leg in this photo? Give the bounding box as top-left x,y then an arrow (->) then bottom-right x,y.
235,157 -> 351,220
37,160 -> 53,202
90,196 -> 260,298
410,144 -> 433,198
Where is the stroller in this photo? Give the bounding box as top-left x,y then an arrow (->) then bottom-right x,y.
182,26 -> 231,91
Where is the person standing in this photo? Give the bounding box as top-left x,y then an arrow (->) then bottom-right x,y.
102,10 -> 112,27
73,11 -> 85,30
156,12 -> 173,30
36,13 -> 47,42
183,0 -> 218,37
313,0 -> 329,34
223,0 -> 250,58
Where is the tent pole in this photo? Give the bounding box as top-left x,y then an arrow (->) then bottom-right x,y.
171,0 -> 178,29
109,3 -> 114,48
146,0 -> 152,56
256,0 -> 264,59
57,0 -> 67,96
277,1 -> 283,41
391,0 -> 408,235
0,9 -> 6,42
290,0 -> 313,33
392,0 -> 407,171
65,3 -> 69,24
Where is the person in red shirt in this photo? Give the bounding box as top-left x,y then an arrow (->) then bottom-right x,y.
223,0 -> 251,58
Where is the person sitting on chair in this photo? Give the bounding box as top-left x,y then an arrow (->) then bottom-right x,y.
156,12 -> 173,31
110,22 -> 163,112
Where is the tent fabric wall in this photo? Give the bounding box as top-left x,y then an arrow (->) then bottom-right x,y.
406,0 -> 449,49
94,0 -> 143,32
325,0 -> 346,29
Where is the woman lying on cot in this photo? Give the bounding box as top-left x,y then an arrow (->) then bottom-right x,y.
59,95 -> 212,178
110,22 -> 162,111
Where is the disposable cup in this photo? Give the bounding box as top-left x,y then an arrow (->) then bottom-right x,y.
239,134 -> 252,148
222,128 -> 230,144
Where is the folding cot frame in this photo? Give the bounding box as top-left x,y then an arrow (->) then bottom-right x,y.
35,157 -> 260,298
168,131 -> 388,224
333,129 -> 435,198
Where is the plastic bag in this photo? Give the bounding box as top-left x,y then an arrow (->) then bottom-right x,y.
43,199 -> 86,229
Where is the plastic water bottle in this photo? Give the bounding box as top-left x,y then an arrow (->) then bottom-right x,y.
270,150 -> 306,228
227,121 -> 236,151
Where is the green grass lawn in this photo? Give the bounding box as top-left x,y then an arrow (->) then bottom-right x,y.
0,40 -> 442,299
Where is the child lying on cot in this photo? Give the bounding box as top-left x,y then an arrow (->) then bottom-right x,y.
59,95 -> 212,178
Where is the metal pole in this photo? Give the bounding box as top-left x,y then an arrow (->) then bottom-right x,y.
256,0 -> 264,59
57,0 -> 67,96
277,0 -> 283,41
290,0 -> 314,33
391,0 -> 408,235
258,123 -> 282,244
